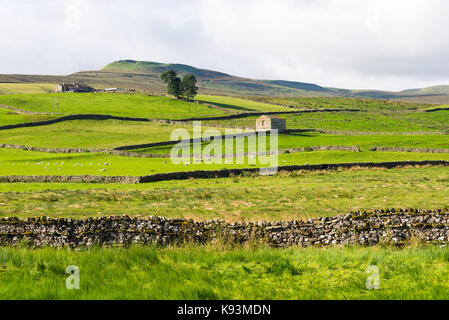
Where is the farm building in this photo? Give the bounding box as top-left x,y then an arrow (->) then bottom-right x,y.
256,115 -> 286,132
55,83 -> 95,93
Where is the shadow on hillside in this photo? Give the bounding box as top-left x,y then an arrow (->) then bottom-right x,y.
196,100 -> 255,112
283,130 -> 320,138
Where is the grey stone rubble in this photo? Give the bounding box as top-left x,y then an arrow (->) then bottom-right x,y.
2,209 -> 449,248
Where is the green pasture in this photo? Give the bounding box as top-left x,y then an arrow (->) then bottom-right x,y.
0,108 -> 56,126
248,96 -> 433,111
0,93 -> 228,120
204,110 -> 449,132
1,245 -> 449,299
0,120 -> 226,149
1,148 -> 449,177
0,166 -> 448,221
135,132 -> 449,155
0,83 -> 55,95
196,94 -> 292,112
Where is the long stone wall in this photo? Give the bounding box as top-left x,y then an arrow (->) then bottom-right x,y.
0,143 -> 359,158
422,107 -> 449,112
138,160 -> 449,183
371,146 -> 449,154
0,109 -> 363,131
1,209 -> 449,247
0,175 -> 139,184
0,161 -> 447,184
0,114 -> 152,131
0,144 -> 109,154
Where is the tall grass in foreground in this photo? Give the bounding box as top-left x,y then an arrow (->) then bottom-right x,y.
0,244 -> 449,300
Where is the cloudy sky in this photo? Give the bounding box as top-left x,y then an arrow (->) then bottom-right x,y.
1,0 -> 449,91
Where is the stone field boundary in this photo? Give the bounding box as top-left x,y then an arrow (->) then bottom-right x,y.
1,208 -> 449,248
0,160 -> 447,184
0,109 -> 363,131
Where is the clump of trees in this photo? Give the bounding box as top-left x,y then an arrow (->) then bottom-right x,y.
161,70 -> 198,112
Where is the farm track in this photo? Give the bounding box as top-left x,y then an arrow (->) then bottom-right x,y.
0,160 -> 447,184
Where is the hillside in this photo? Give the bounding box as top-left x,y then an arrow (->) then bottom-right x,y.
2,59 -> 449,103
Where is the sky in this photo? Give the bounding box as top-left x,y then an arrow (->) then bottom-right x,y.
1,0 -> 449,91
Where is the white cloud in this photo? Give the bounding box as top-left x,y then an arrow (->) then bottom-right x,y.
0,0 -> 448,90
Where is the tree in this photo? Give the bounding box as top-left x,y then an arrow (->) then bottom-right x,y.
160,70 -> 181,98
181,74 -> 198,112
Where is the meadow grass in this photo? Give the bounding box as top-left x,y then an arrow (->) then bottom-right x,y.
0,120 -> 226,149
0,166 -> 448,221
0,93 -> 228,119
2,93 -> 449,301
248,96 -> 432,111
196,94 -> 292,112
1,245 -> 449,300
1,148 -> 449,177
0,83 -> 55,95
204,111 -> 449,133
0,108 -> 57,126
135,131 -> 449,154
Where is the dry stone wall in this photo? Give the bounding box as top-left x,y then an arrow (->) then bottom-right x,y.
2,209 -> 449,247
0,175 -> 139,184
0,104 -> 56,115
0,142 -> 365,158
0,109 -> 362,131
0,160 -> 448,184
371,146 -> 449,154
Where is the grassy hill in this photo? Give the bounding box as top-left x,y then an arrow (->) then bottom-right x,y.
2,59 -> 449,103
102,60 -> 232,80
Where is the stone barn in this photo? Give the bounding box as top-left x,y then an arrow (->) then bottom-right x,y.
55,83 -> 95,93
256,115 -> 286,132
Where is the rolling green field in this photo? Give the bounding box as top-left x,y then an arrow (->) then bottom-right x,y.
1,91 -> 449,300
2,245 -> 449,300
196,94 -> 293,112
204,110 -> 449,132
248,96 -> 434,111
0,120 -> 224,149
0,166 -> 448,221
1,148 -> 449,177
0,108 -> 56,126
0,93 -> 228,119
0,83 -> 55,95
135,132 -> 449,155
